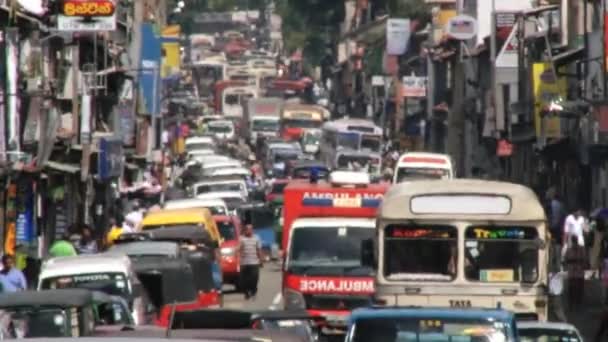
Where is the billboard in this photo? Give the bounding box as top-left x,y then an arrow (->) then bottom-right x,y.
161,25 -> 181,79
386,18 -> 411,55
138,23 -> 162,116
532,63 -> 566,138
57,0 -> 117,31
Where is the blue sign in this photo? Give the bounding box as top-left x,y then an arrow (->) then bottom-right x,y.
99,138 -> 124,180
16,183 -> 34,244
138,23 -> 162,116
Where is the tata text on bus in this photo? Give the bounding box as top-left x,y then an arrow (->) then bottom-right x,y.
282,171 -> 389,332
363,179 -> 548,321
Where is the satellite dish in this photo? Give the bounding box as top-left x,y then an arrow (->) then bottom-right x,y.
17,0 -> 47,16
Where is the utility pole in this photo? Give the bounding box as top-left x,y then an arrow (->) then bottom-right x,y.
426,8 -> 437,152
448,0 -> 466,176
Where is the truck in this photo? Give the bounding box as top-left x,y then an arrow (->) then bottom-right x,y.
243,97 -> 284,145
281,171 -> 389,334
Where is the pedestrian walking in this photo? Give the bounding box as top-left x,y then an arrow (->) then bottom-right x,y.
545,188 -> 565,272
563,209 -> 587,250
590,217 -> 606,279
239,224 -> 263,300
0,255 -> 27,292
548,271 -> 567,322
564,235 -> 587,311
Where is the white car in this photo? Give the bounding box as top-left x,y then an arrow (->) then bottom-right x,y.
205,167 -> 251,179
187,149 -> 215,159
200,161 -> 244,175
196,191 -> 247,214
163,198 -> 229,216
206,120 -> 236,141
185,136 -> 215,151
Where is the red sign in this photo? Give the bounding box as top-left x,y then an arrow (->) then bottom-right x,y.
497,139 -> 513,157
62,0 -> 115,17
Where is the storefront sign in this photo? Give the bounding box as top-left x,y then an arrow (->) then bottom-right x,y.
57,0 -> 117,31
138,23 -> 162,116
6,28 -> 19,152
98,138 -> 124,179
532,63 -> 565,138
446,15 -> 477,41
386,18 -> 411,55
15,182 -> 34,244
402,76 -> 427,98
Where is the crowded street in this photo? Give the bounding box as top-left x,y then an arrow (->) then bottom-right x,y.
1,0 -> 608,341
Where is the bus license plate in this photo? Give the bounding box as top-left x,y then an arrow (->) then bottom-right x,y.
449,300 -> 472,308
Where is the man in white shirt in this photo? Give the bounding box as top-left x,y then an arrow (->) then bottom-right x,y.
563,209 -> 587,247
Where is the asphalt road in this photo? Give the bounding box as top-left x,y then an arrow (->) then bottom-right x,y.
223,261 -> 283,311
563,277 -> 605,341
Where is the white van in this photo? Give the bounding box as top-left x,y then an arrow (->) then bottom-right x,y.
393,152 -> 454,183
200,161 -> 244,175
192,179 -> 248,199
207,120 -> 236,141
38,254 -> 144,325
197,191 -> 247,214
164,197 -> 230,216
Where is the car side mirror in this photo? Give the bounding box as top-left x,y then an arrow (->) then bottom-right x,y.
361,238 -> 376,269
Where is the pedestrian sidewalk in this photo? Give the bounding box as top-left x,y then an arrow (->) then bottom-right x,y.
563,274 -> 604,341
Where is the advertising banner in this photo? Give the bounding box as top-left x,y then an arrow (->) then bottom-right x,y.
98,138 -> 124,180
401,76 -> 427,98
532,63 -> 565,138
6,28 -> 19,152
386,18 -> 411,55
57,0 -> 117,31
138,23 -> 162,116
161,25 -> 181,79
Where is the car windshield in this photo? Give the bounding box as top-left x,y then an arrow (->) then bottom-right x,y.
303,132 -> 320,145
208,124 -> 232,133
271,182 -> 287,194
284,119 -> 321,129
252,119 -> 279,132
41,273 -> 130,296
361,135 -> 381,152
196,182 -> 244,195
396,167 -> 450,181
274,151 -> 299,163
465,227 -> 539,283
519,328 -> 582,342
97,300 -> 134,326
337,132 -> 360,150
289,227 -> 373,274
384,225 -> 458,281
225,94 -> 239,105
217,221 -> 237,240
351,317 -> 508,342
3,308 -> 68,338
292,167 -> 329,179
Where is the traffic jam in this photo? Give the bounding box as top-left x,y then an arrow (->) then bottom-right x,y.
1,26 -> 578,342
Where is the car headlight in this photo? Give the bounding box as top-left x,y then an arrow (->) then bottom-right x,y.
284,289 -> 306,310
221,247 -> 236,255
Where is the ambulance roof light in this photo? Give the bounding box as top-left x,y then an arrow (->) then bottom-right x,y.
329,171 -> 370,187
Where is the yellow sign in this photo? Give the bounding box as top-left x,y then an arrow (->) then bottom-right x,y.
481,269 -> 514,282
161,25 -> 181,78
532,63 -> 566,138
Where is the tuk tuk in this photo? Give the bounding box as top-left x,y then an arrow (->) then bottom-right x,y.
131,258 -> 205,327
238,202 -> 280,261
91,291 -> 135,327
0,289 -> 97,338
142,226 -> 221,308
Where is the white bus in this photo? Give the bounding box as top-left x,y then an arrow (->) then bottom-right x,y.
364,179 -> 548,321
393,152 -> 454,183
319,118 -> 382,168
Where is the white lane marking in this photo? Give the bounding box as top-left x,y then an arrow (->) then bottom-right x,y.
268,292 -> 282,310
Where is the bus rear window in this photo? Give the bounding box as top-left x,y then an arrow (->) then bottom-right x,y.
384,225 -> 457,282
464,226 -> 539,283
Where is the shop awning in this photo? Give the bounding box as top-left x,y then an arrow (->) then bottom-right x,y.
45,161 -> 80,174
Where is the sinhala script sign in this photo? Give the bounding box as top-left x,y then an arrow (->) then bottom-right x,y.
57,0 -> 117,31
